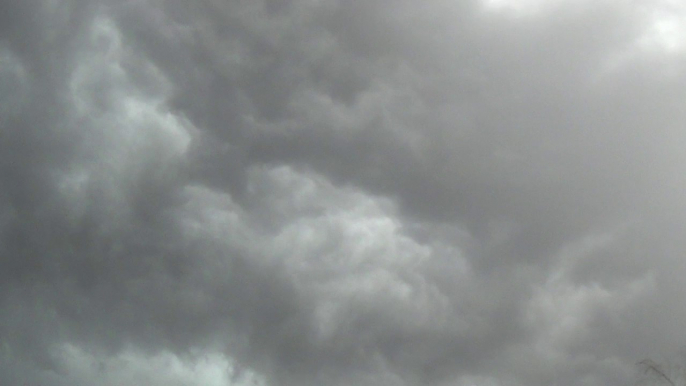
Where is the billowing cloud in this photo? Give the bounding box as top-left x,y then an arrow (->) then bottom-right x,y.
2,0 -> 686,385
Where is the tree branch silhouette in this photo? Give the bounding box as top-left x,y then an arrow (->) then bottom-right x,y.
638,359 -> 676,386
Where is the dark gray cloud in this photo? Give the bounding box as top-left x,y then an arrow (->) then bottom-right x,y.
2,0 -> 686,385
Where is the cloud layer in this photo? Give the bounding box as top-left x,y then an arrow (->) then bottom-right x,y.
2,1 -> 686,385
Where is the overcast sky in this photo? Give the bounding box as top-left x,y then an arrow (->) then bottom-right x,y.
2,0 -> 686,385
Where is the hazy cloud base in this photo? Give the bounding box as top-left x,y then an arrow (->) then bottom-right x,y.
2,1 -> 686,385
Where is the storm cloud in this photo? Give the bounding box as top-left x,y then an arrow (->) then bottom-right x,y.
2,0 -> 686,385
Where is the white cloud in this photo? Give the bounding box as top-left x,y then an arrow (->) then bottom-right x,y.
4,1 -> 686,385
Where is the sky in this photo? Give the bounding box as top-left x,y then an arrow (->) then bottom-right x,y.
2,0 -> 686,385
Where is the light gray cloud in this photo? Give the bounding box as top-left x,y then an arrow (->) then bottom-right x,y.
2,0 -> 686,385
